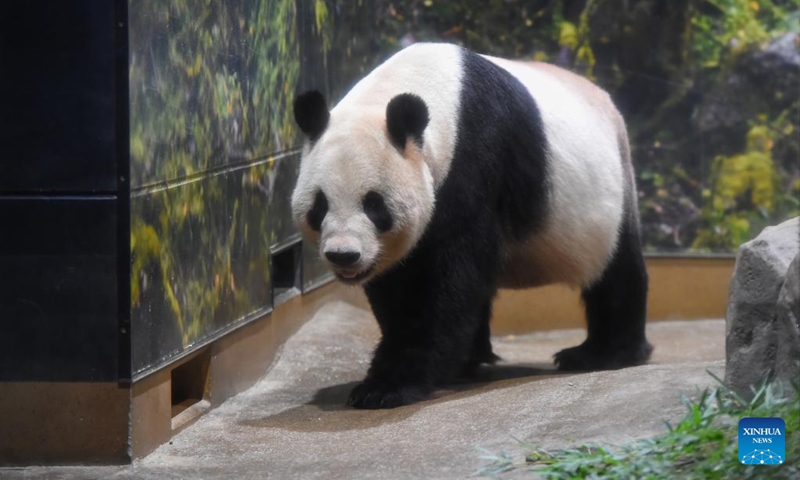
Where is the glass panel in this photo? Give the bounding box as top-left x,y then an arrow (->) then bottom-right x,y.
270,154 -> 302,250
129,0 -> 321,374
129,0 -> 304,188
130,163 -> 273,375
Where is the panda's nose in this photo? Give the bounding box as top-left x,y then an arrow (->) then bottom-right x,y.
325,250 -> 361,267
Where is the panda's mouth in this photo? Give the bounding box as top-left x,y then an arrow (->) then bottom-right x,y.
334,264 -> 376,284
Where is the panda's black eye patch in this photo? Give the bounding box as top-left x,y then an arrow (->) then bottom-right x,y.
363,191 -> 393,233
307,190 -> 328,232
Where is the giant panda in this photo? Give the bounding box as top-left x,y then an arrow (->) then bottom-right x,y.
291,43 -> 652,409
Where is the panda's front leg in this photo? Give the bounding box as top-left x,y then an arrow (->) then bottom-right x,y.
347,330 -> 443,409
349,250 -> 492,409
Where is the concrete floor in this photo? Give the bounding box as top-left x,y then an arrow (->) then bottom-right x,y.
3,301 -> 726,479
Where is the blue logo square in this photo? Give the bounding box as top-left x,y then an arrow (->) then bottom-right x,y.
738,417 -> 786,465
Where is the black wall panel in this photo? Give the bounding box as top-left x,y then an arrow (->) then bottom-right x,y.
0,0 -> 127,382
0,198 -> 118,381
0,2 -> 118,193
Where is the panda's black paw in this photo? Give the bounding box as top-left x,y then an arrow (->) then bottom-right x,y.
554,340 -> 653,371
347,381 -> 431,409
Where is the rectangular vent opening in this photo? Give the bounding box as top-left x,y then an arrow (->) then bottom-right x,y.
171,350 -> 210,431
271,241 -> 303,304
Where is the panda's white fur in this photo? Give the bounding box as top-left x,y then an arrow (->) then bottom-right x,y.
292,43 -> 651,409
485,56 -> 626,287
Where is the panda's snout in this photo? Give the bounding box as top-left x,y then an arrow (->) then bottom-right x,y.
322,233 -> 375,282
325,250 -> 361,267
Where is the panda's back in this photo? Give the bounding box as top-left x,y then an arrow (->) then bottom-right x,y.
337,44 -> 628,288
484,56 -> 627,287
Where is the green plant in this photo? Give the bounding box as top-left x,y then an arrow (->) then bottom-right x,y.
690,0 -> 797,69
694,116 -> 800,251
477,375 -> 799,479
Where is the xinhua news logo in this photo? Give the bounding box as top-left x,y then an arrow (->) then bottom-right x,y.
738,417 -> 785,465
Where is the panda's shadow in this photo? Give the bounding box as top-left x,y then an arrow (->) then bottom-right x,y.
311,362 -> 559,409
454,362 -> 561,386
239,363 -> 566,433
312,362 -> 563,413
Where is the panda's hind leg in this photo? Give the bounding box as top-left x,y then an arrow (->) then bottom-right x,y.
554,214 -> 653,371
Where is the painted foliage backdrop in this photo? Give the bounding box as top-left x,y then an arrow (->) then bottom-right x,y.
129,0 -> 333,375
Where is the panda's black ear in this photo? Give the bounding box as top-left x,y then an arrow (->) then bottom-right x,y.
294,90 -> 330,141
386,93 -> 429,150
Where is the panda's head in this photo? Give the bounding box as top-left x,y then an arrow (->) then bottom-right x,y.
290,90 -> 435,285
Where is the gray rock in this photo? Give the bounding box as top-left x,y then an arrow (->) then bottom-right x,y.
694,33 -> 799,157
754,32 -> 800,83
725,217 -> 800,396
775,254 -> 800,385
